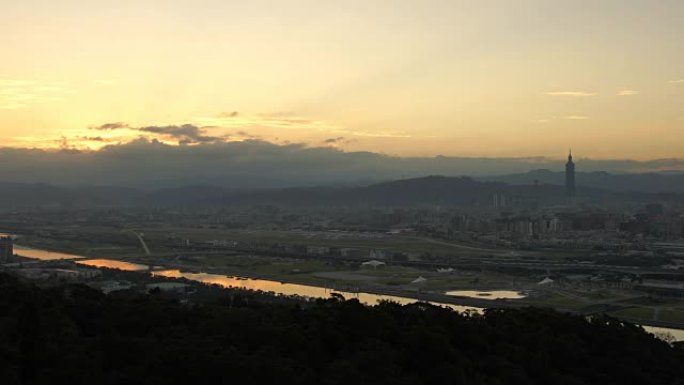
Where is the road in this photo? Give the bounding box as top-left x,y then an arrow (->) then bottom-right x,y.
409,236 -> 510,254
129,230 -> 151,255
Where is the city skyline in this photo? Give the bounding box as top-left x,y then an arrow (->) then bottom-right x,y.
1,1 -> 683,159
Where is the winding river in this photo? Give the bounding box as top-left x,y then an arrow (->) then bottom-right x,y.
12,245 -> 684,342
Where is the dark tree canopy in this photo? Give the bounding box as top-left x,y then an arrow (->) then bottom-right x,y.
0,273 -> 682,385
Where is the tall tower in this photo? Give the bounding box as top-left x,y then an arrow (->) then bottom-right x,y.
565,150 -> 576,198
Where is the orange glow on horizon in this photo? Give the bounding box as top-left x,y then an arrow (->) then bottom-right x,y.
1,1 -> 683,159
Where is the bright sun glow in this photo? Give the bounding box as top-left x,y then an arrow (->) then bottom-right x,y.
1,1 -> 683,159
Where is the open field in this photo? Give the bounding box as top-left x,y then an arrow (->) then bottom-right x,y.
139,227 -> 536,257
7,223 -> 589,263
131,252 -> 534,292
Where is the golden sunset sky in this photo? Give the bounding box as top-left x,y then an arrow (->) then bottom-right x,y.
1,0 -> 682,158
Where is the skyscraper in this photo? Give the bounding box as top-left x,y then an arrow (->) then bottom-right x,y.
565,150 -> 576,198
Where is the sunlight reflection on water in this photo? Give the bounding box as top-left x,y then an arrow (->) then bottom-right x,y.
153,269 -> 480,313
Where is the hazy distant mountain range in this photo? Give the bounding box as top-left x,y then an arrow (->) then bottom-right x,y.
2,140 -> 684,189
4,140 -> 684,209
212,176 -> 579,208
0,182 -> 144,210
1,174 -> 682,210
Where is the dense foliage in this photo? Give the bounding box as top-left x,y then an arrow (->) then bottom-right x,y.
0,273 -> 682,385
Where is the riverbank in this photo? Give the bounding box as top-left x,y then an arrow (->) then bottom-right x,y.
125,257 -> 526,310
104,256 -> 684,333
11,241 -> 684,335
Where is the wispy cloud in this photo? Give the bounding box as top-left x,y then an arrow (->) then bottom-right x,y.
545,91 -> 596,97
93,122 -> 130,130
324,137 -> 346,144
217,111 -> 239,118
335,130 -> 411,138
617,89 -> 639,96
92,122 -> 225,145
532,115 -> 589,122
0,88 -> 36,103
198,112 -> 342,134
94,79 -> 116,86
668,79 -> 684,84
0,79 -> 37,87
72,109 -> 414,151
0,79 -> 71,110
0,103 -> 28,110
139,124 -> 224,144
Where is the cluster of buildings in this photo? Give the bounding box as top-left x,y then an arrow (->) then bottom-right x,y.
4,151 -> 684,256
13,267 -> 101,281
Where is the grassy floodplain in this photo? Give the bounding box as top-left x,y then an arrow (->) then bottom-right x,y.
10,224 -> 684,329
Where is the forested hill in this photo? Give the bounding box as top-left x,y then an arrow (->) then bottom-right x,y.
1,274 -> 683,385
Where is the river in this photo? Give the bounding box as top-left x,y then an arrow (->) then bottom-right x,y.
13,245 -> 85,260
12,245 -> 684,342
152,269 -> 477,313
